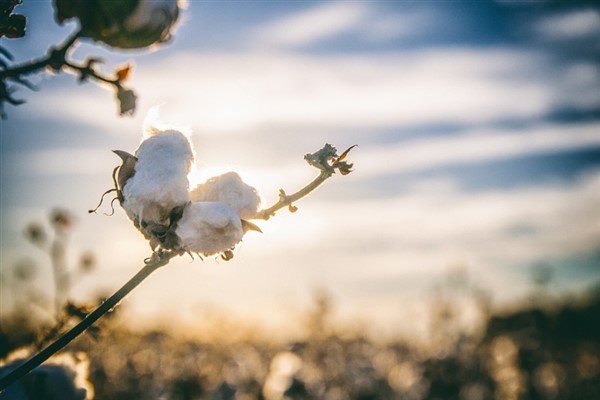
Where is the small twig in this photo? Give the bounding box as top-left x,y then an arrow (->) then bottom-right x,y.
253,143 -> 356,220
0,46 -> 14,61
0,29 -> 136,117
254,169 -> 333,220
0,30 -> 80,80
0,250 -> 177,392
0,30 -> 81,119
63,59 -> 119,87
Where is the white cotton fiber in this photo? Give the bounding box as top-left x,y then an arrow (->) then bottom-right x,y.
190,172 -> 261,220
122,129 -> 194,226
125,0 -> 179,32
175,201 -> 244,256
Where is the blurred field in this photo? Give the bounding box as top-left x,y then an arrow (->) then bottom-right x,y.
1,209 -> 599,399
2,281 -> 599,400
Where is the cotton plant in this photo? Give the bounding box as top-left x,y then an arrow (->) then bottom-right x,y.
0,123 -> 356,392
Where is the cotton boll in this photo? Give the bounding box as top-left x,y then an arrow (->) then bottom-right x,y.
190,172 -> 261,220
175,201 -> 244,256
121,129 -> 194,229
55,0 -> 181,50
125,0 -> 179,35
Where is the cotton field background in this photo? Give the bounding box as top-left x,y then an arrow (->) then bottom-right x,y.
1,0 -> 599,345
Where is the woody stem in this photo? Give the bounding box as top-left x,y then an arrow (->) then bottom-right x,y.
254,168 -> 333,220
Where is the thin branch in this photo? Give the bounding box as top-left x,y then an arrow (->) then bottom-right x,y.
0,29 -> 137,118
254,169 -> 333,220
253,143 -> 356,220
63,59 -> 119,86
0,30 -> 80,79
0,250 -> 177,392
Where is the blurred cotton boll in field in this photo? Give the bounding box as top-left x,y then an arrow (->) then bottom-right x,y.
0,350 -> 94,400
54,0 -> 181,49
263,351 -> 304,400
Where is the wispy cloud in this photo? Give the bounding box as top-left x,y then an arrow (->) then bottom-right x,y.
136,49 -> 595,131
2,147 -> 117,177
534,9 -> 600,40
252,2 -> 368,48
251,2 -> 443,48
36,47 -> 598,134
257,169 -> 600,295
354,122 -> 600,178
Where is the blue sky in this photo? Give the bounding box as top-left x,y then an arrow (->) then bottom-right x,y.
1,0 -> 599,338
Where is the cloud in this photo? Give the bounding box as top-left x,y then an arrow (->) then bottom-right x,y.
30,47 -> 599,145
2,147 -> 116,177
126,48 -> 592,132
534,9 -> 600,40
355,10 -> 440,43
252,2 -> 368,48
353,122 -> 600,178
553,62 -> 600,109
287,168 -> 600,284
251,2 -> 443,48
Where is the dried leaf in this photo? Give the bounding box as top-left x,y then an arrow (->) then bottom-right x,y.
115,64 -> 132,82
337,144 -> 358,162
112,150 -> 137,190
241,220 -> 263,233
221,250 -> 234,261
338,162 -> 354,175
116,86 -> 136,116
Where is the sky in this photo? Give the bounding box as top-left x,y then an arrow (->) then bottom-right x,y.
1,0 -> 599,339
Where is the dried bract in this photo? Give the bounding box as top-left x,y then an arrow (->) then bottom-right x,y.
116,86 -> 137,116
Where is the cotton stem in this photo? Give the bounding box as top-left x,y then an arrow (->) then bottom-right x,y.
254,169 -> 333,220
253,143 -> 355,220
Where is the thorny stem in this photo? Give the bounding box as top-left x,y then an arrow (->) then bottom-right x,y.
254,169 -> 333,220
0,251 -> 177,392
